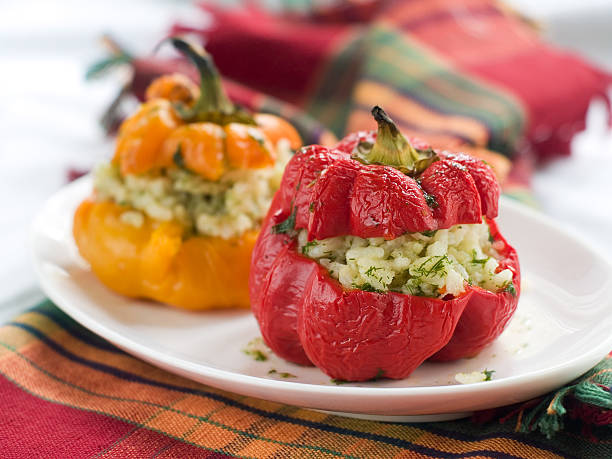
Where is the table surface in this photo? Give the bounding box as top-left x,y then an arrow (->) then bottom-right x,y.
1,0 -> 611,322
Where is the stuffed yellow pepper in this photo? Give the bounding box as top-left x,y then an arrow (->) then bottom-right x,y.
73,38 -> 301,310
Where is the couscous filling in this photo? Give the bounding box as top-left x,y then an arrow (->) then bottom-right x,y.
93,140 -> 291,239
298,222 -> 514,298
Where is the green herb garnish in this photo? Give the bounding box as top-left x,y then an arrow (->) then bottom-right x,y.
423,191 -> 438,209
243,338 -> 268,362
422,230 -> 437,237
272,208 -> 297,235
309,202 -> 315,212
332,369 -> 384,385
503,281 -> 517,297
302,240 -> 318,255
471,249 -> 489,265
268,369 -> 296,378
353,283 -> 382,293
371,368 -> 385,381
243,349 -> 268,362
483,369 -> 495,381
414,255 -> 448,277
364,266 -> 383,282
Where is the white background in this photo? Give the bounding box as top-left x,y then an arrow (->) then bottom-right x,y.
0,0 -> 611,321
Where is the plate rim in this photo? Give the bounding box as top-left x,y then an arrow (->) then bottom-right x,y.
30,176 -> 612,402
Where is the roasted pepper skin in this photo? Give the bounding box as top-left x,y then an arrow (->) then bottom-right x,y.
299,266 -> 470,381
74,199 -> 256,310
250,134 -> 520,380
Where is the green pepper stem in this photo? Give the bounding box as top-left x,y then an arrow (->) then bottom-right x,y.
354,106 -> 438,176
169,37 -> 254,124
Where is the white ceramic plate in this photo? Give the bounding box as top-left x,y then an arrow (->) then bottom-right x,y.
31,176 -> 612,422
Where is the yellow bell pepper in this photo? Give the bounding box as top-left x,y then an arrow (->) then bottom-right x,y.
74,38 -> 301,311
74,199 -> 256,310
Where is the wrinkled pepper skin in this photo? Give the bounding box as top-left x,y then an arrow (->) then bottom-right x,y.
250,131 -> 520,381
75,199 -> 256,310
299,266 -> 470,381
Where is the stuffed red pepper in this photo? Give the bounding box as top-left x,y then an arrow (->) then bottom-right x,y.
250,106 -> 520,381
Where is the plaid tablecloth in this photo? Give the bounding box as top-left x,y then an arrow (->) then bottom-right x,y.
1,300 -> 611,458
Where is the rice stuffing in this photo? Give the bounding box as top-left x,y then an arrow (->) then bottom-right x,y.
93,139 -> 291,239
298,222 -> 513,298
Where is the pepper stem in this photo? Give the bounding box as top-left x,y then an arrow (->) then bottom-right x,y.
168,37 -> 255,124
353,106 -> 438,175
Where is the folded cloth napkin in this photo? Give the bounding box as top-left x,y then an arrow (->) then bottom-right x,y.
171,0 -> 611,162
95,0 -> 611,194
1,301 -> 610,458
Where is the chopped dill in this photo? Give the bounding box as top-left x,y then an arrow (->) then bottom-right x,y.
364,266 -> 383,282
471,249 -> 489,265
268,369 -> 296,378
371,368 -> 385,381
353,283 -> 382,293
503,281 -> 517,297
414,255 -> 449,277
302,241 -> 318,255
272,207 -> 296,234
243,349 -> 268,362
243,338 -> 268,362
332,369 -> 384,385
423,192 -> 438,209
483,369 -> 495,381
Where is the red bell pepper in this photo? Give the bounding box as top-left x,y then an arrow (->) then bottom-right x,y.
250,107 -> 520,381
